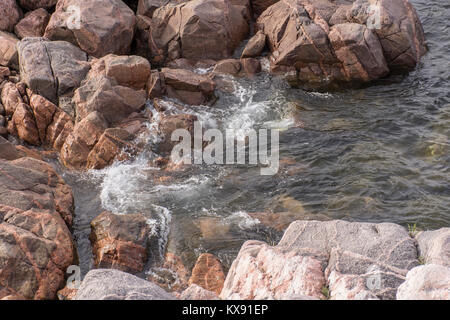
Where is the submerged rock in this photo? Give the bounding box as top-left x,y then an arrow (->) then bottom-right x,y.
189,253 -> 226,295
75,269 -> 176,300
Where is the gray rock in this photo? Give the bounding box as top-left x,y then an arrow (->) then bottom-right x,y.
416,228 -> 450,267
180,284 -> 220,300
279,220 -> 419,300
75,269 -> 177,300
17,38 -> 90,103
397,264 -> 450,300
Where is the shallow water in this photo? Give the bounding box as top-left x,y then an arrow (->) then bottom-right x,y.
64,0 -> 450,276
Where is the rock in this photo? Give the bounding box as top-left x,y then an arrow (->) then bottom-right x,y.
161,68 -> 216,105
90,211 -> 154,274
57,286 -> 77,300
241,31 -> 266,58
60,111 -> 108,169
0,136 -> 21,160
133,14 -> 152,60
180,284 -> 219,300
45,0 -> 136,58
241,58 -> 262,75
251,0 -> 278,16
86,128 -> 136,170
0,157 -> 75,299
1,82 -> 23,117
147,252 -> 190,292
256,0 -> 426,87
14,8 -> 50,39
157,113 -> 197,155
17,38 -> 90,104
0,32 -> 19,69
0,0 -> 22,33
147,70 -> 165,99
29,93 -> 74,151
213,59 -> 243,76
17,0 -> 57,10
278,220 -> 419,300
90,54 -> 151,90
189,253 -> 225,296
73,75 -> 146,125
222,220 -> 420,300
75,269 -> 176,300
11,103 -> 40,146
150,0 -> 249,65
416,228 -> 450,267
397,264 -> 450,300
220,240 -> 326,300
137,0 -> 170,18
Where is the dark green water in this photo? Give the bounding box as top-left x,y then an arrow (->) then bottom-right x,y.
65,0 -> 449,275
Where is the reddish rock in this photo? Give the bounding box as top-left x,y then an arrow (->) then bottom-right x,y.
0,0 -> 22,33
0,32 -> 19,69
147,70 -> 166,99
11,103 -> 40,146
189,253 -> 225,296
1,82 -> 23,117
60,112 -> 108,169
89,54 -> 151,90
158,113 -> 197,154
73,75 -> 146,125
241,31 -> 266,58
57,286 -> 77,300
45,0 -> 136,58
0,157 -> 75,300
0,136 -> 21,160
86,128 -> 136,170
161,68 -> 216,105
90,211 -> 153,274
241,58 -> 262,76
150,0 -> 249,65
137,0 -> 171,18
14,8 -> 50,39
256,0 -> 426,87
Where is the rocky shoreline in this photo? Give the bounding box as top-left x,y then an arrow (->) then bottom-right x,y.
0,0 -> 448,300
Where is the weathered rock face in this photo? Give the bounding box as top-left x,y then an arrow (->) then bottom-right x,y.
0,0 -> 22,33
0,32 -> 19,69
241,31 -> 266,58
251,0 -> 278,17
256,0 -> 427,87
90,211 -> 154,274
72,75 -> 146,124
17,38 -> 90,104
14,8 -> 50,39
0,155 -> 75,300
161,68 -> 216,105
416,228 -> 450,267
213,58 -> 262,78
221,220 -> 419,300
397,264 -> 450,300
18,0 -> 57,10
90,54 -> 151,90
180,284 -> 219,300
149,0 -> 249,65
189,253 -> 225,295
221,240 -> 326,300
45,0 -> 136,58
75,269 -> 176,300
